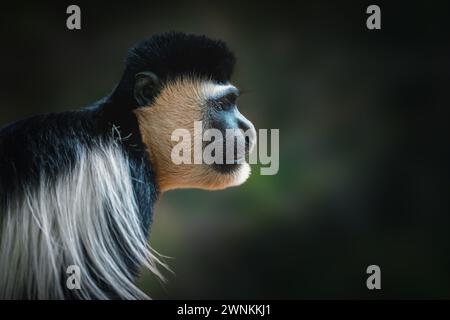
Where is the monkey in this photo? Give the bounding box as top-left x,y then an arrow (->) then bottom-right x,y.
0,32 -> 256,300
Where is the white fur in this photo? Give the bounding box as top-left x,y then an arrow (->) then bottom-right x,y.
230,163 -> 251,188
202,82 -> 237,99
0,141 -> 167,299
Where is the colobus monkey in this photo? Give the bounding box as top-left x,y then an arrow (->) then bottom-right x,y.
0,32 -> 256,299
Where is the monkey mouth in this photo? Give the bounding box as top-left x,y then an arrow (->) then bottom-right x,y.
204,142 -> 249,165
216,154 -> 248,166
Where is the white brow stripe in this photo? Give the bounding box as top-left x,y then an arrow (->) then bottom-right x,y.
202,82 -> 237,100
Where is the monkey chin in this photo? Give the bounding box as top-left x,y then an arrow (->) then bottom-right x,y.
207,162 -> 251,190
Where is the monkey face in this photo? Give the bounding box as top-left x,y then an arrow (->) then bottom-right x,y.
134,76 -> 256,192
202,82 -> 256,172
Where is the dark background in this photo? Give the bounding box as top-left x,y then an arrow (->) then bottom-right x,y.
1,1 -> 449,298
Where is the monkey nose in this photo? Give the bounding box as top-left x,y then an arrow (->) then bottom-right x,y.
237,114 -> 256,154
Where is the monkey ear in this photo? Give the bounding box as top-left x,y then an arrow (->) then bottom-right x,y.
134,71 -> 160,107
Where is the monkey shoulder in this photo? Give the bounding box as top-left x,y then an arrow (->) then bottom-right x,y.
0,107 -> 157,229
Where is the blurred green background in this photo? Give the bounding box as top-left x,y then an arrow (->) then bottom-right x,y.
1,1 -> 450,298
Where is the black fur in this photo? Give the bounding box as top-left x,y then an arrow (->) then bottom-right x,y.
114,32 -> 236,106
0,32 -> 236,299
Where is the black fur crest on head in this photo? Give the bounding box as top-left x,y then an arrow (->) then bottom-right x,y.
113,32 -> 236,106
127,32 -> 236,83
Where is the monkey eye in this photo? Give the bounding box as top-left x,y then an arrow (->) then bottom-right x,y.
213,100 -> 230,111
211,92 -> 238,111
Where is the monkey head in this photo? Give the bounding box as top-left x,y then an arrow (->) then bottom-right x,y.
115,33 -> 256,192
